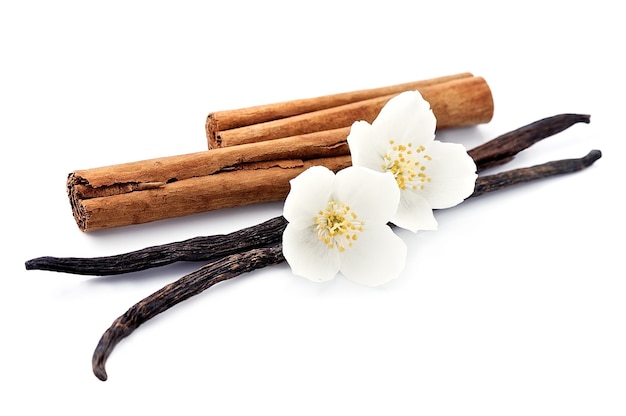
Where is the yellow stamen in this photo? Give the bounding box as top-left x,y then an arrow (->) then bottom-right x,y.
314,200 -> 364,251
382,139 -> 432,191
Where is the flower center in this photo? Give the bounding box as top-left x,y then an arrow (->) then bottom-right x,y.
382,140 -> 432,191
314,200 -> 364,252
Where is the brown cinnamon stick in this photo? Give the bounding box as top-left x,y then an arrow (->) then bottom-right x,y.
207,75 -> 494,148
69,155 -> 351,231
68,127 -> 355,231
206,72 -> 473,135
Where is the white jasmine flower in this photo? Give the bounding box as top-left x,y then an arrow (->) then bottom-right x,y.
347,91 -> 477,232
282,165 -> 407,287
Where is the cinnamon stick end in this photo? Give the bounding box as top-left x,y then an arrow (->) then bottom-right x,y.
66,172 -> 90,232
206,113 -> 221,149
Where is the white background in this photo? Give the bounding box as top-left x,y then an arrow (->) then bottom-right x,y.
2,1 -> 624,415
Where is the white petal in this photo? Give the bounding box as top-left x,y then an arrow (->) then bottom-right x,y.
333,166 -> 399,223
282,223 -> 340,283
346,120 -> 387,171
340,224 -> 407,287
419,141 -> 477,209
392,191 -> 438,232
347,91 -> 437,174
370,91 -> 436,145
283,166 -> 334,224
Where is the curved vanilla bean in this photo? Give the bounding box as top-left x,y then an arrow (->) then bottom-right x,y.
91,150 -> 601,381
468,113 -> 590,172
92,243 -> 285,381
25,216 -> 287,275
471,150 -> 601,197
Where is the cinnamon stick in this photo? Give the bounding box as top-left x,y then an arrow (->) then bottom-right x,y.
207,75 -> 494,148
69,155 -> 351,231
207,72 -> 473,134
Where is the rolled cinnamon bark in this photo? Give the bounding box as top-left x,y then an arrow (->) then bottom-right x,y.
206,72 -> 473,132
68,74 -> 496,232
207,75 -> 494,148
68,152 -> 351,232
67,128 -> 357,231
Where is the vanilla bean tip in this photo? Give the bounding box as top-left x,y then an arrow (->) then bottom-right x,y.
550,113 -> 590,125
25,257 -> 51,271
93,362 -> 108,381
573,113 -> 591,124
583,149 -> 602,166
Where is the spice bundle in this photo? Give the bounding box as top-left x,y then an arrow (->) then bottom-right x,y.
68,73 -> 494,231
28,113 -> 599,381
26,67 -> 603,382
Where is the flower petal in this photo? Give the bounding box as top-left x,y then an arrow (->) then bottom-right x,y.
282,222 -> 340,283
418,141 -> 477,209
333,166 -> 399,223
339,224 -> 407,287
392,190 -> 438,232
283,165 -> 334,224
347,91 -> 437,172
346,120 -> 387,169
369,91 -> 436,146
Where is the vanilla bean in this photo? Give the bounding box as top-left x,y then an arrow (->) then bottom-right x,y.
89,150 -> 601,380
471,150 -> 601,197
92,243 -> 285,381
25,216 -> 287,275
468,113 -> 590,172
